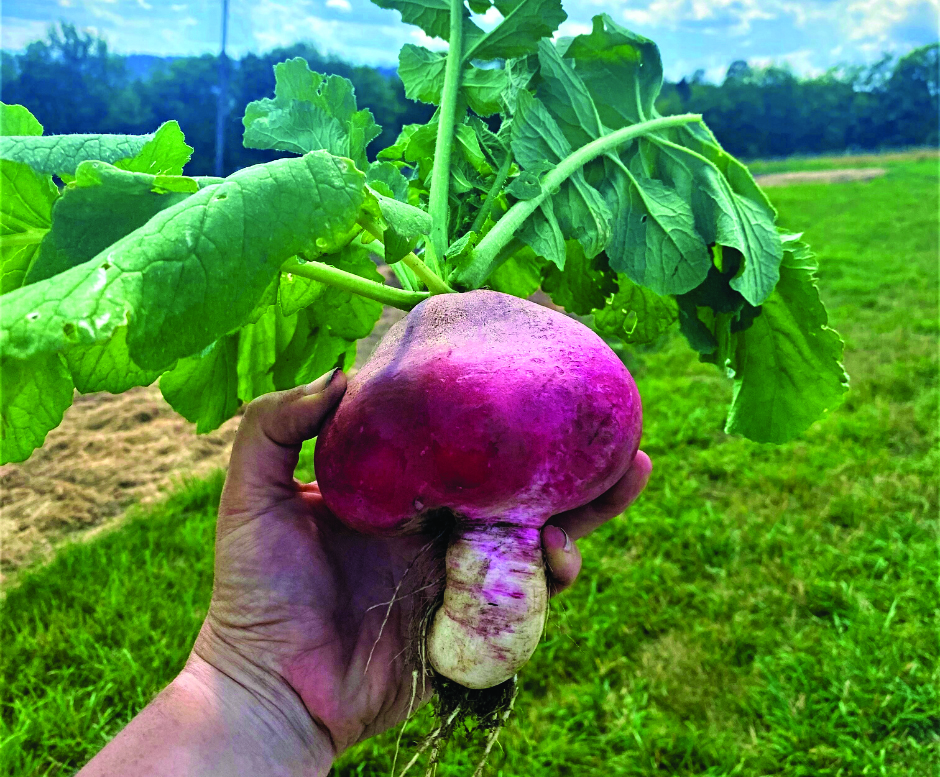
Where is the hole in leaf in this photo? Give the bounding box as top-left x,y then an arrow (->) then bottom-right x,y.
640,214 -> 648,223
26,312 -> 40,322
101,261 -> 111,270
62,322 -> 77,340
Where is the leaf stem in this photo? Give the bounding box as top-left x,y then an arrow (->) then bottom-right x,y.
359,217 -> 454,295
468,149 -> 512,237
281,257 -> 430,311
426,0 -> 465,264
451,113 -> 703,289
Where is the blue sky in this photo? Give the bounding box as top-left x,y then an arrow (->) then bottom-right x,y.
2,0 -> 937,82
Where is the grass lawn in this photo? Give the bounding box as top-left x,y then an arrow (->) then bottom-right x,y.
2,154 -> 937,776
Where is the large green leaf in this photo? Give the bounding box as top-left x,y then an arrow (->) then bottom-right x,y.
541,241 -> 616,314
160,337 -> 241,434
725,240 -> 848,443
534,39 -> 601,150
0,160 -> 57,293
511,90 -> 611,259
0,353 -> 74,464
463,0 -> 566,62
601,153 -> 711,296
1,151 -> 366,373
113,120 -> 193,177
243,58 -> 381,172
65,327 -> 163,394
398,45 -> 508,117
370,0 -> 483,46
0,103 -> 43,136
26,161 -> 199,286
561,14 -> 663,127
0,129 -> 160,176
594,274 -> 677,344
487,247 -> 544,297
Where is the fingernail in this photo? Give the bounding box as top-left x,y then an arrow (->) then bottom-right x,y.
545,525 -> 571,552
304,368 -> 339,395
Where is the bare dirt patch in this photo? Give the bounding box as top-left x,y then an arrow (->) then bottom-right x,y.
1,289 -> 406,583
754,168 -> 887,187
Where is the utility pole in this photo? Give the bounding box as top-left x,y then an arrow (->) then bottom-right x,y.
213,0 -> 230,177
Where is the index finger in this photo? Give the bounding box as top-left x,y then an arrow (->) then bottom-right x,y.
548,451 -> 652,541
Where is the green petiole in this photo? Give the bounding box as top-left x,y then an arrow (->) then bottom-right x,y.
451,113 -> 704,289
426,0 -> 466,265
281,257 -> 430,311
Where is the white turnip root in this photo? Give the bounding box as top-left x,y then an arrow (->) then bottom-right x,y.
315,290 -> 642,690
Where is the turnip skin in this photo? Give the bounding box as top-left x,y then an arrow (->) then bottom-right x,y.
315,290 -> 642,688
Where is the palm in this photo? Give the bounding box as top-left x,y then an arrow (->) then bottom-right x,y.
208,480 -> 435,751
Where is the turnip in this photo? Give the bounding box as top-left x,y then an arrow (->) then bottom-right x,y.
315,290 -> 642,695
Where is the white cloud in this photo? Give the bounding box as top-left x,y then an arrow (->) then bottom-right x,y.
0,18 -> 52,50
620,0 -> 775,33
844,0 -> 938,42
170,3 -> 187,10
326,0 -> 352,10
180,15 -> 199,27
137,0 -> 153,9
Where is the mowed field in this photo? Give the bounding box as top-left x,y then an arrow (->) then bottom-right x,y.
2,152 -> 937,776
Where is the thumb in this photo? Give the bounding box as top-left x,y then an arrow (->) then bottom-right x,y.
219,369 -> 347,521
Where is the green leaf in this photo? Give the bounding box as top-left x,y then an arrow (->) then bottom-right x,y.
601,154 -> 710,296
366,161 -> 410,201
370,0 -> 483,46
1,151 -> 367,374
243,58 -> 381,172
160,336 -> 241,434
463,0 -> 567,62
667,123 -> 782,305
534,39 -> 601,150
0,353 -> 73,464
487,246 -> 544,297
541,240 -> 616,315
313,245 -> 384,340
65,327 -> 163,394
0,159 -> 57,293
511,90 -> 611,259
562,14 -> 663,127
272,309 -> 349,389
518,199 -> 565,268
368,186 -> 432,239
594,273 -> 677,344
0,104 -> 43,136
113,120 -> 193,177
725,241 -> 848,443
0,130 -> 157,176
237,308 -> 278,402
25,161 -> 198,286
398,45 -> 509,117
506,171 -> 541,199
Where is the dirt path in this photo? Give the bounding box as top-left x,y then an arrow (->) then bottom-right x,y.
754,168 -> 887,187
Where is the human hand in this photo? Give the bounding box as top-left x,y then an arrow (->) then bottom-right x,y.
188,370 -> 653,767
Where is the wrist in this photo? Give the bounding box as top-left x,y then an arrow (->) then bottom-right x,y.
186,626 -> 335,776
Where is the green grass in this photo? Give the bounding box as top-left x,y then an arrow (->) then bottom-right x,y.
3,155 -> 938,776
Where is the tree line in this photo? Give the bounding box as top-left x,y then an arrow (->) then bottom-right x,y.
2,23 -> 936,175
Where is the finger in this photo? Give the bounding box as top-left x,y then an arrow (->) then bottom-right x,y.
550,450 -> 652,541
542,525 -> 582,595
219,369 -> 347,519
